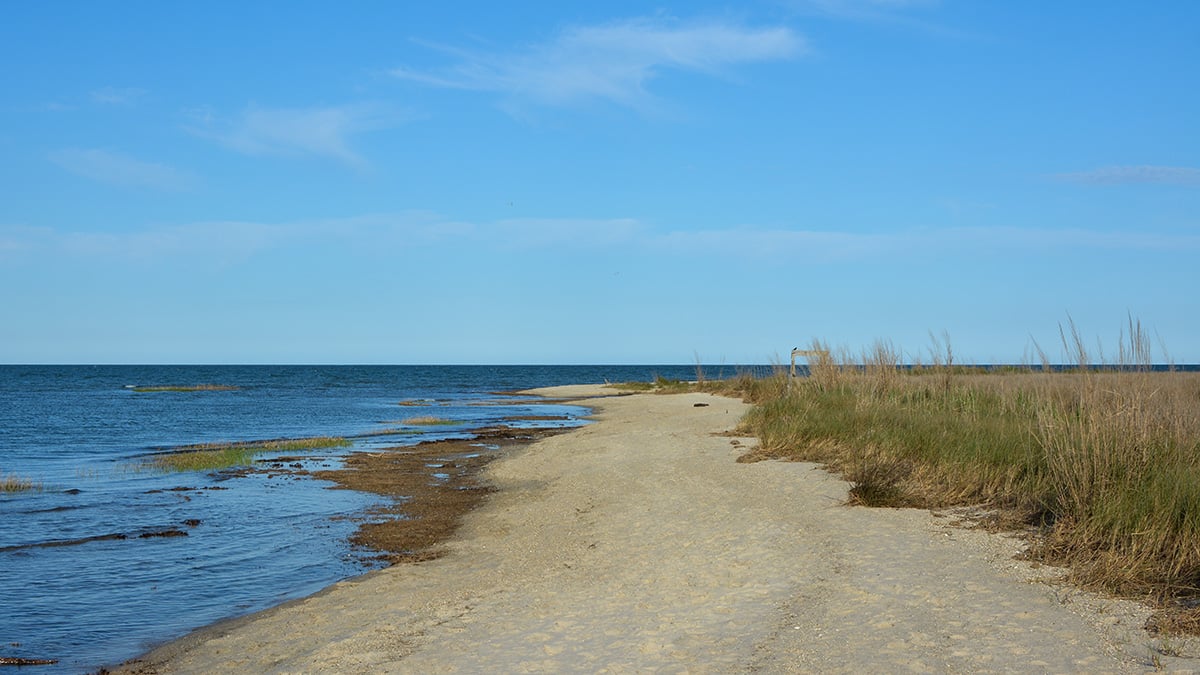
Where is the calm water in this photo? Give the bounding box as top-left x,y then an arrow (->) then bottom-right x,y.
0,365 -> 723,674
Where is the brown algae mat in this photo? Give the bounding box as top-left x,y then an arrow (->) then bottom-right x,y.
313,426 -> 572,564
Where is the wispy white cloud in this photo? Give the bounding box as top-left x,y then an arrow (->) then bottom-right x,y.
48,148 -> 196,191
392,18 -> 804,111
798,0 -> 939,20
479,217 -> 644,249
90,86 -> 146,105
631,223 -> 1200,258
0,225 -> 48,257
933,225 -> 1200,251
187,103 -> 409,168
6,216 -> 1195,270
650,227 -> 896,260
1053,165 -> 1200,187
0,215 -> 451,266
0,221 -> 288,267
63,221 -> 283,261
635,224 -> 1200,268
788,0 -> 971,39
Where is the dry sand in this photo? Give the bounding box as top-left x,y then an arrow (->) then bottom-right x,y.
119,387 -> 1200,673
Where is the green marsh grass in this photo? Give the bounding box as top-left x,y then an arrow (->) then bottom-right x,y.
149,436 -> 351,472
707,322 -> 1200,631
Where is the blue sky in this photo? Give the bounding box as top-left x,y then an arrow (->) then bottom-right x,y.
2,1 -> 1197,364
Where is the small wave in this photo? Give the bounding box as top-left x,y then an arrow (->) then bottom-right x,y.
0,521 -> 200,553
0,532 -> 129,553
20,503 -> 90,515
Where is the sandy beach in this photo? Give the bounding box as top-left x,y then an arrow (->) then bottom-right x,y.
118,386 -> 1199,673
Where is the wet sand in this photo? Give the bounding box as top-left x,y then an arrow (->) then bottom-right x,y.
117,386 -> 1199,673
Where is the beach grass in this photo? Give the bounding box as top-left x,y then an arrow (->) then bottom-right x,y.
1,472 -> 41,494
611,375 -> 694,393
132,384 -> 240,393
149,436 -> 352,472
698,322 -> 1200,631
609,380 -> 657,391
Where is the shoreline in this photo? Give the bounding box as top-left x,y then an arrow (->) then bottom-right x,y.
117,385 -> 1197,673
110,401 -> 598,673
113,385 -> 616,673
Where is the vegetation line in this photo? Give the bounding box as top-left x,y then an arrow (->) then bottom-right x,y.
641,320 -> 1200,634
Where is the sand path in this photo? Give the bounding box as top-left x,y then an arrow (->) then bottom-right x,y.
121,387 -> 1197,673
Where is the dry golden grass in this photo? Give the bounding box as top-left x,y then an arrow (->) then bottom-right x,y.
1,472 -> 40,494
707,323 -> 1200,632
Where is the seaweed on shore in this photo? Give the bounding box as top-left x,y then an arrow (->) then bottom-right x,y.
314,426 -> 570,564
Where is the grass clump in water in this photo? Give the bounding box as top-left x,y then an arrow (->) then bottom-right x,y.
149,436 -> 351,472
366,427 -> 424,436
131,384 -> 240,393
1,472 -> 41,494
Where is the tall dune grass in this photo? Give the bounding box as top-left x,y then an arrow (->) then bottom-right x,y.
714,322 -> 1200,631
